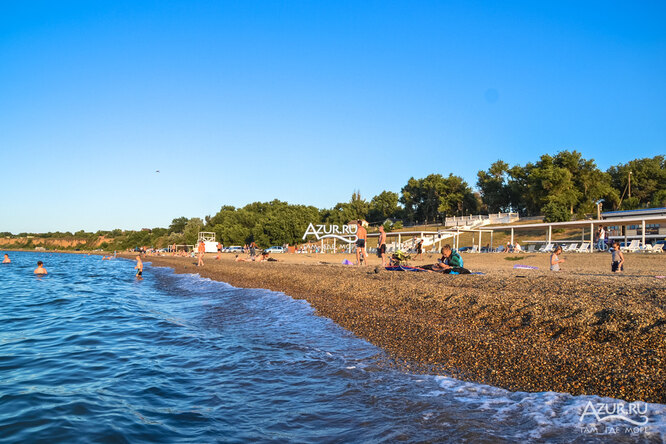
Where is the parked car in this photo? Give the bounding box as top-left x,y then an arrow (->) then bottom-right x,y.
264,246 -> 286,253
226,246 -> 244,253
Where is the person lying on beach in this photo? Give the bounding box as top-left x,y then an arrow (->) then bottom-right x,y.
34,261 -> 47,275
235,251 -> 273,262
550,246 -> 565,271
610,241 -> 624,273
2,254 -> 10,264
255,251 -> 273,262
135,256 -> 143,277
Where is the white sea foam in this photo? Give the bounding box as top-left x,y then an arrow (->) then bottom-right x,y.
432,376 -> 666,440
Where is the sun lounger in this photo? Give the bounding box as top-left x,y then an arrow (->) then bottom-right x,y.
526,244 -> 536,253
623,240 -> 641,253
576,242 -> 591,253
495,246 -> 505,253
538,243 -> 554,253
564,243 -> 578,252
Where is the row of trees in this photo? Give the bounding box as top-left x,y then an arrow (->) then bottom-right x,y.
477,152 -> 665,221
3,152 -> 663,249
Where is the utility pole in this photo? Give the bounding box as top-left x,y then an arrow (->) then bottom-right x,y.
628,171 -> 632,198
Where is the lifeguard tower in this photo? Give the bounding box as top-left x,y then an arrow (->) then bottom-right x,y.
198,232 -> 218,253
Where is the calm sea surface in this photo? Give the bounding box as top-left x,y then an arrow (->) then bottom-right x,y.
0,252 -> 664,443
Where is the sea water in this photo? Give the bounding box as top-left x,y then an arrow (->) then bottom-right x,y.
0,252 -> 664,443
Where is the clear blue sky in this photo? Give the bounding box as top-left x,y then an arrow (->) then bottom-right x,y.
1,1 -> 664,233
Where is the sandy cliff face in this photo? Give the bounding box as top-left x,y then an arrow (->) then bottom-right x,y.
0,236 -> 111,248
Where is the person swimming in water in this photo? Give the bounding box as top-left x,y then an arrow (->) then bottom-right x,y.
2,254 -> 10,264
34,261 -> 47,275
135,255 -> 143,277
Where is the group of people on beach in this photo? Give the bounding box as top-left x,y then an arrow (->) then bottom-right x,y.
550,240 -> 625,272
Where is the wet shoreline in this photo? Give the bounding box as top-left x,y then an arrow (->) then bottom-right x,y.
118,252 -> 666,404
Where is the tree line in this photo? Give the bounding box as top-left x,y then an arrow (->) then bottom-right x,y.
3,151 -> 663,250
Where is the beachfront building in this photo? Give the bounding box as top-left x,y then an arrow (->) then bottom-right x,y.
602,208 -> 666,244
445,212 -> 519,228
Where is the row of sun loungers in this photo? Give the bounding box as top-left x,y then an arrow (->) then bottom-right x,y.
479,240 -> 662,253
369,240 -> 662,254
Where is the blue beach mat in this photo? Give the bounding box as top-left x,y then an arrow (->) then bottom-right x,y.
385,265 -> 429,272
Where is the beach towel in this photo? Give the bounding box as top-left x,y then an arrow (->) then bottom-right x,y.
342,259 -> 353,265
514,264 -> 538,270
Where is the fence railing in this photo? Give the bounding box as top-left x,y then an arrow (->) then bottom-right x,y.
445,212 -> 519,227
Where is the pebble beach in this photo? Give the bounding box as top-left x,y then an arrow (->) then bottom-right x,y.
123,250 -> 666,404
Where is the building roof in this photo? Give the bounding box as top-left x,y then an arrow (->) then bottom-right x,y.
601,207 -> 666,218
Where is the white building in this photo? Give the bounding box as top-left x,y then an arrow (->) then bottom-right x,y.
602,207 -> 666,243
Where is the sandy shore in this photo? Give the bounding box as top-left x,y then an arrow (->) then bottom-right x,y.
120,250 -> 666,403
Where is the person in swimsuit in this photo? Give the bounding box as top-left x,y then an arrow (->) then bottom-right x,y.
34,261 -> 47,275
610,241 -> 624,272
377,225 -> 387,266
550,245 -> 565,271
135,255 -> 143,277
355,220 -> 367,265
197,241 -> 205,267
2,254 -> 10,264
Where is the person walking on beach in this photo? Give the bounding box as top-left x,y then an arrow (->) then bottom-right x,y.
2,254 -> 10,264
415,238 -> 424,260
550,245 -> 565,271
134,255 -> 143,277
34,261 -> 47,275
610,241 -> 624,273
197,240 -> 205,267
377,226 -> 387,267
216,242 -> 223,260
355,220 -> 367,265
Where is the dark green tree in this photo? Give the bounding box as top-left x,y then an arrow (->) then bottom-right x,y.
367,191 -> 401,222
168,217 -> 189,234
607,156 -> 666,209
477,160 -> 513,213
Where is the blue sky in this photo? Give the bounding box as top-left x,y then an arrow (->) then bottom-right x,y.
1,1 -> 664,233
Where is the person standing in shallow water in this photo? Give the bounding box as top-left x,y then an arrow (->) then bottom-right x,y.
34,261 -> 47,275
134,256 -> 143,278
2,254 -> 10,264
